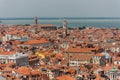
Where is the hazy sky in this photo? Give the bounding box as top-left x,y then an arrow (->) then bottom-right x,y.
0,0 -> 120,17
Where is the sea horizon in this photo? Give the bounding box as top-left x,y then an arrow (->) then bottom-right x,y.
1,17 -> 120,28
1,17 -> 120,20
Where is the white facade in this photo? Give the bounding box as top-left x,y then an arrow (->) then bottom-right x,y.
60,42 -> 69,50
92,56 -> 101,64
110,47 -> 120,53
114,61 -> 120,65
106,70 -> 120,80
0,52 -> 29,66
69,61 -> 79,66
69,60 -> 90,66
2,36 -> 7,42
5,34 -> 21,41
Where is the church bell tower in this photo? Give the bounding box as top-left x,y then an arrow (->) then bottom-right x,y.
63,19 -> 67,37
34,16 -> 38,25
34,16 -> 40,33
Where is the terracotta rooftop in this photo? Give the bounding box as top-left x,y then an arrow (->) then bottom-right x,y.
39,24 -> 56,27
23,38 -> 49,45
56,75 -> 76,80
113,57 -> 120,61
15,66 -> 31,75
31,69 -> 40,75
69,53 -> 93,61
66,47 -> 97,53
56,53 -> 63,59
11,40 -> 21,45
94,53 -> 104,57
0,51 -> 15,55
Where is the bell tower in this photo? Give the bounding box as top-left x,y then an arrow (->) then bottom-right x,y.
63,19 -> 67,37
34,16 -> 38,25
34,16 -> 40,33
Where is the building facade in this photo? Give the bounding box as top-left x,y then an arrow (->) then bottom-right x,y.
0,51 -> 29,66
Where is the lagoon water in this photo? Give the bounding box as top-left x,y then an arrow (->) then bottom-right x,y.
1,18 -> 120,28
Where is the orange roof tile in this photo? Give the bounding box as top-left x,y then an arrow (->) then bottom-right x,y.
69,53 -> 93,61
102,64 -> 112,71
23,38 -> 49,45
94,53 -> 104,57
43,51 -> 49,55
0,51 -> 15,55
95,74 -> 102,80
2,73 -> 12,77
0,48 -> 5,51
6,62 -> 15,67
56,53 -> 63,59
39,24 -> 56,27
56,75 -> 76,80
113,57 -> 120,61
15,66 -> 31,75
66,47 -> 96,53
68,68 -> 76,73
11,40 -> 21,45
0,63 -> 6,67
31,69 -> 40,75
3,67 -> 12,71
7,31 -> 17,35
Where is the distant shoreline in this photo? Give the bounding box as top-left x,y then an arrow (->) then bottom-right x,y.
1,18 -> 120,28
1,17 -> 120,20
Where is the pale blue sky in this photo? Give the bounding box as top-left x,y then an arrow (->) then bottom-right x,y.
0,0 -> 120,17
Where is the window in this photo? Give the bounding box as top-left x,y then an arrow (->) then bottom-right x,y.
117,61 -> 119,64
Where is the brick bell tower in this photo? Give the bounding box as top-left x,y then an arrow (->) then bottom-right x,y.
34,16 -> 38,25
63,19 -> 67,37
34,16 -> 40,33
